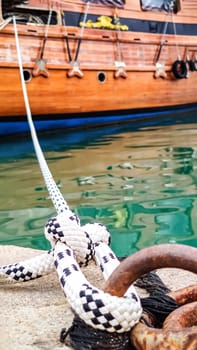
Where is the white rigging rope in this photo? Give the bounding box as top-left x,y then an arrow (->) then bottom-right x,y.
45,8 -> 53,37
79,1 -> 90,38
171,10 -> 181,60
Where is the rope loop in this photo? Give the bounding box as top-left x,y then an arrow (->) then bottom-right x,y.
45,213 -> 94,266
53,240 -> 142,333
43,213 -> 142,333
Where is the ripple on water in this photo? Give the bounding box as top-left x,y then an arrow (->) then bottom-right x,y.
0,118 -> 197,256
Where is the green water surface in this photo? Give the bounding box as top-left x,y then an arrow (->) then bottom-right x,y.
1,115 -> 197,257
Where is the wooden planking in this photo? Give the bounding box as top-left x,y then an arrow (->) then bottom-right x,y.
0,23 -> 196,69
0,66 -> 197,118
0,0 -> 197,118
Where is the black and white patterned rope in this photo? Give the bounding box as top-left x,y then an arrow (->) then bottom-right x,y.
0,212 -> 142,332
0,20 -> 142,334
53,240 -> 141,332
0,215 -> 111,282
44,212 -> 141,332
45,214 -> 94,266
0,249 -> 54,282
0,219 -> 111,282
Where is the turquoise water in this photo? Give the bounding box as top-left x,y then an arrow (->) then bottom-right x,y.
1,114 -> 197,257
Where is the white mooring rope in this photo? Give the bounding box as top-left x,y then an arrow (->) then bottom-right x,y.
0,17 -> 142,333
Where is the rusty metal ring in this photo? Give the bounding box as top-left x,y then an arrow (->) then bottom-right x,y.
104,244 -> 197,296
130,316 -> 197,349
104,244 -> 197,350
164,285 -> 197,332
169,284 -> 197,305
131,286 -> 197,350
163,300 -> 197,331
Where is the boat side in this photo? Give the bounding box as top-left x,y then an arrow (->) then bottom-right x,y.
0,0 -> 197,125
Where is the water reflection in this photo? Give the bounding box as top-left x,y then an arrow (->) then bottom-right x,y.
0,115 -> 197,256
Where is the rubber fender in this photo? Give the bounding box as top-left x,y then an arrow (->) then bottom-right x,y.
172,60 -> 188,79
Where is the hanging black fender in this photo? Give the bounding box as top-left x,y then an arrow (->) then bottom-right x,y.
172,60 -> 188,79
193,60 -> 197,71
187,60 -> 196,72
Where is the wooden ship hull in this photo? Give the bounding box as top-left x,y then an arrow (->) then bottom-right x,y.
0,0 -> 197,135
